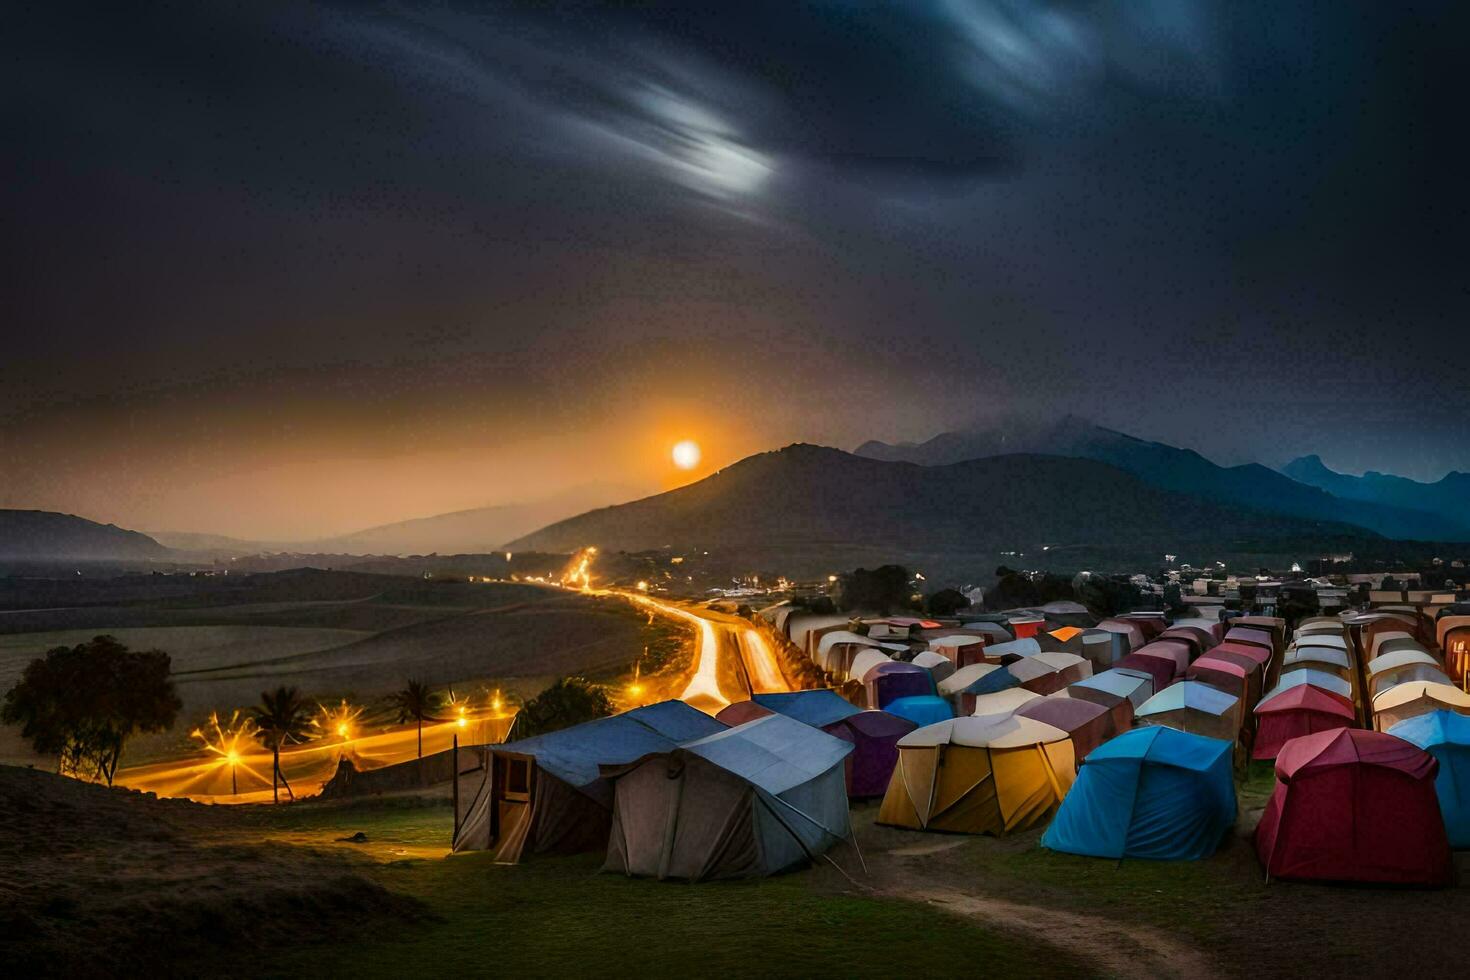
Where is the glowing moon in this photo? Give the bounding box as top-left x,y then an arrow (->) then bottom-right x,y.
671,440 -> 701,470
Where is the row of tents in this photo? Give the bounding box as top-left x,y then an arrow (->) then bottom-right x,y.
449,603 -> 1470,885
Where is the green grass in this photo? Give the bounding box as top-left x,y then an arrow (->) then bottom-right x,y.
253,799 -> 1097,979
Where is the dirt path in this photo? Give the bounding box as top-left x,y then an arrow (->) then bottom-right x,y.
881,876 -> 1221,980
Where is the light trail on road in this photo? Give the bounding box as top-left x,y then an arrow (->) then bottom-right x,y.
741,628 -> 788,692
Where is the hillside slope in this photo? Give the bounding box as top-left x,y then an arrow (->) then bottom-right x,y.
858,417 -> 1469,541
1283,455 -> 1470,531
0,509 -> 171,560
508,444 -> 1377,575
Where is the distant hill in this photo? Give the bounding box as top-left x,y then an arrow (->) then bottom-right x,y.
1283,455 -> 1470,532
857,416 -> 1470,541
311,483 -> 644,556
152,483 -> 647,558
507,444 -> 1380,579
0,510 -> 171,561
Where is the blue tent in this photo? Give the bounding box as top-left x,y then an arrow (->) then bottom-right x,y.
883,695 -> 954,728
1389,709 -> 1470,848
1042,727 -> 1236,860
751,690 -> 864,728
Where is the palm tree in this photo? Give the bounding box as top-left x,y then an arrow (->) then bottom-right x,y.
387,679 -> 443,759
250,686 -> 313,803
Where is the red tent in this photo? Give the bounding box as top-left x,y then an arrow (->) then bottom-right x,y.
1115,652 -> 1175,694
1133,640 -> 1192,679
1214,640 -> 1271,673
1253,685 -> 1355,760
1256,729 -> 1451,886
1160,625 -> 1214,659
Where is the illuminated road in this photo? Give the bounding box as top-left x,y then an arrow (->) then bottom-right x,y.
114,583 -> 790,802
115,713 -> 515,805
619,590 -> 793,713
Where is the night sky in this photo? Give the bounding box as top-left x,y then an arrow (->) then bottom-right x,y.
5,2 -> 1467,539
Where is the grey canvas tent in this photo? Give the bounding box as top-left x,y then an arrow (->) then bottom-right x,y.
452,700 -> 725,862
602,713 -> 855,881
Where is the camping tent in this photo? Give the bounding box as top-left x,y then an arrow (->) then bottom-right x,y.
1372,681 -> 1470,731
1017,696 -> 1118,762
454,700 -> 726,861
1389,710 -> 1470,848
863,660 -> 934,710
1114,652 -> 1175,695
969,687 -> 1042,719
1069,668 -> 1153,711
1252,685 -> 1355,760
845,649 -> 891,684
1159,626 -> 1214,659
715,690 -> 916,798
883,695 -> 954,729
1008,652 -> 1091,695
910,650 -> 957,686
1255,728 -> 1451,885
1368,630 -> 1415,660
928,633 -> 988,669
1136,681 -> 1241,743
602,714 -> 854,881
1212,640 -> 1272,674
1440,615 -> 1470,686
815,630 -> 879,673
878,715 -> 1075,836
961,622 -> 1015,645
1368,657 -> 1449,700
1260,669 -> 1353,706
984,637 -> 1042,662
1281,646 -> 1354,678
1096,619 -> 1146,653
939,662 -> 1021,715
1041,727 -> 1235,860
1135,640 -> 1193,677
1187,652 -> 1261,709
1119,613 -> 1168,640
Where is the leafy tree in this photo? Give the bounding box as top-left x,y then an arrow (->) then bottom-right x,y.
1,635 -> 180,785
514,677 -> 613,739
836,565 -> 915,614
250,686 -> 314,803
387,679 -> 444,760
925,588 -> 971,618
1075,575 -> 1139,620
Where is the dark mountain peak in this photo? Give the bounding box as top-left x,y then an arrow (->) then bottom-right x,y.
0,509 -> 171,561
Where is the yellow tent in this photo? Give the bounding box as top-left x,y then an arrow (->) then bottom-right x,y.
878,715 -> 1075,836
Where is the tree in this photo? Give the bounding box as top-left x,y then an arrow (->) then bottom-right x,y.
250,686 -> 314,803
836,565 -> 914,614
1,635 -> 180,785
1075,575 -> 1139,620
925,588 -> 971,618
387,679 -> 444,760
514,677 -> 613,739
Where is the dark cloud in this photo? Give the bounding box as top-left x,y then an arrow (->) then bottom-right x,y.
2,1 -> 1469,535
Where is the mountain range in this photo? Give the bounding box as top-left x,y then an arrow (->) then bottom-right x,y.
857,416 -> 1470,541
1283,455 -> 1470,532
506,443 -> 1378,579
150,482 -> 643,557
0,510 -> 170,561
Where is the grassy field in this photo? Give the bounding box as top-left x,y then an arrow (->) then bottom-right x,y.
0,572 -> 691,769
11,759 -> 1470,979
232,796 -> 1096,980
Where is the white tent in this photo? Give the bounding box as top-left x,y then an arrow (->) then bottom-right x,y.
602,713 -> 854,881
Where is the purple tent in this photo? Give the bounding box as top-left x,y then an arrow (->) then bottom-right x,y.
863,661 -> 933,709
833,710 -> 920,797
